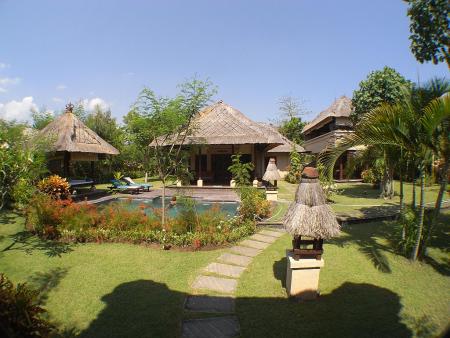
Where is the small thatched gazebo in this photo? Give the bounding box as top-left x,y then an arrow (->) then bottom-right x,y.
284,166 -> 340,259
38,103 -> 119,181
262,158 -> 281,187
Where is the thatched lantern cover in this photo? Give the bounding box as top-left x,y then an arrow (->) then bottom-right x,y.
284,166 -> 340,259
263,158 -> 281,187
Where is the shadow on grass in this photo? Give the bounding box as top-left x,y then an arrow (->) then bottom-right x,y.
330,220 -> 393,273
336,183 -> 383,199
64,278 -> 422,338
0,230 -> 73,257
28,267 -> 69,305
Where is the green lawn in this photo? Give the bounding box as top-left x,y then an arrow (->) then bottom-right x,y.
95,176 -> 165,190
277,180 -> 448,219
237,212 -> 450,338
0,213 -> 223,337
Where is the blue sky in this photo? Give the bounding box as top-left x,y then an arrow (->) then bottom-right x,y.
0,0 -> 448,123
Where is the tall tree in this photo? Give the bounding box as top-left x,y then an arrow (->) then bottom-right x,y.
277,96 -> 307,144
31,107 -> 55,130
405,0 -> 450,66
130,78 -> 216,226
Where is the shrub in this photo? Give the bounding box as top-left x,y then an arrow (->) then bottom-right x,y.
37,175 -> 70,199
0,274 -> 54,338
285,149 -> 303,184
228,154 -> 254,186
25,194 -> 255,248
239,186 -> 271,221
361,168 -> 381,187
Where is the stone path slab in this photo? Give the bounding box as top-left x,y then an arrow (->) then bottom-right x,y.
250,233 -> 277,243
185,295 -> 235,313
229,245 -> 262,257
204,262 -> 245,278
182,316 -> 240,338
192,275 -> 237,293
218,253 -> 252,267
259,229 -> 284,238
240,239 -> 270,250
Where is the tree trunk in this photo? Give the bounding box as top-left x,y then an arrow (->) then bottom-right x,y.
399,165 -> 405,240
162,182 -> 166,227
411,171 -> 416,210
411,169 -> 425,261
422,161 -> 449,257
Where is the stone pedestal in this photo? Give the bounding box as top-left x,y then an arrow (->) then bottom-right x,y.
197,179 -> 203,187
285,250 -> 324,300
230,179 -> 236,188
265,190 -> 278,201
176,180 -> 182,187
252,179 -> 258,187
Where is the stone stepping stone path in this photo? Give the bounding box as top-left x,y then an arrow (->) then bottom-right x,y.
182,227 -> 286,338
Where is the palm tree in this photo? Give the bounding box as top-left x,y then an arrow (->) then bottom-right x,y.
319,80 -> 449,261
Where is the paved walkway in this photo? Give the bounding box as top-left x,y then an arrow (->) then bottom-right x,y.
181,227 -> 285,338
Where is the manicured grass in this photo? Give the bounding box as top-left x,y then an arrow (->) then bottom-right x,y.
236,212 -> 450,337
0,212 -> 224,337
277,180 -> 448,218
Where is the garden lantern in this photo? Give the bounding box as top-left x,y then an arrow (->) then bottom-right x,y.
283,166 -> 340,299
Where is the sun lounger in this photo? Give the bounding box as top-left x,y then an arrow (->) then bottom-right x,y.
109,179 -> 142,194
122,177 -> 152,191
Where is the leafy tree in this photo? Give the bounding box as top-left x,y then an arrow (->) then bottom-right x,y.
228,153 -> 254,186
277,96 -> 307,144
31,107 -> 54,130
405,0 -> 450,66
131,78 -> 216,226
284,148 -> 303,183
0,120 -> 47,210
351,66 -> 411,123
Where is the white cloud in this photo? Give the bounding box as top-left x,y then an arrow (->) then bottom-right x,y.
56,84 -> 67,90
0,77 -> 21,93
81,97 -> 110,112
52,97 -> 64,103
0,96 -> 38,121
0,63 -> 10,70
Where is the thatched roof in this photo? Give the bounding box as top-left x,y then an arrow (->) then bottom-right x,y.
37,106 -> 119,155
302,96 -> 353,135
284,167 -> 340,239
263,158 -> 281,181
259,123 -> 305,153
154,101 -> 285,146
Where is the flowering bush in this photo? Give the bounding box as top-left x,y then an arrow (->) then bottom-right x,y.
361,168 -> 381,187
25,194 -> 255,248
37,175 -> 70,199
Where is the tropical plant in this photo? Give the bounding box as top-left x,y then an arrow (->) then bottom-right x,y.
37,175 -> 70,199
0,273 -> 54,338
285,148 -> 303,183
319,78 -> 449,260
238,186 -> 271,221
228,153 -> 254,186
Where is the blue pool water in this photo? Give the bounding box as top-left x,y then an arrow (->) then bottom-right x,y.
98,197 -> 239,218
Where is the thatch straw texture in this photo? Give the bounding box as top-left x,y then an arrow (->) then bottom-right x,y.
284,175 -> 340,239
38,112 -> 119,155
263,158 -> 281,181
153,101 -> 285,146
303,96 -> 353,134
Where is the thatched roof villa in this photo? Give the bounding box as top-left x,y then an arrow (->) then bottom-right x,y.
164,100 -> 304,184
302,96 -> 361,180
38,104 -> 119,178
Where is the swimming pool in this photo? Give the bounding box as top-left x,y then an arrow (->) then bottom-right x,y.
97,197 -> 239,218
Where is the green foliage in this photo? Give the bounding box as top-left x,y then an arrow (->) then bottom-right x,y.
351,66 -> 411,123
228,154 -> 254,186
25,194 -> 254,247
238,186 -> 271,221
361,169 -> 380,185
278,117 -> 306,144
405,0 -> 449,66
31,109 -> 55,130
113,172 -> 123,180
0,120 -> 47,210
285,149 -> 303,183
0,273 -> 54,338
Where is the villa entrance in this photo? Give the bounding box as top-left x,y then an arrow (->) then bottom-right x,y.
212,154 -> 232,183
